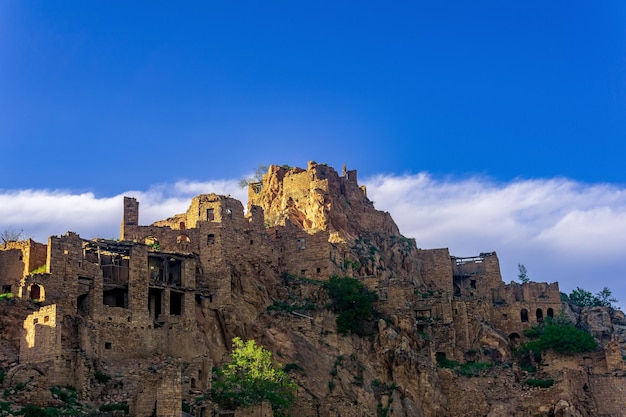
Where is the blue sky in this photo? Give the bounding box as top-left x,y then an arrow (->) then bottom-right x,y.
1,2 -> 626,307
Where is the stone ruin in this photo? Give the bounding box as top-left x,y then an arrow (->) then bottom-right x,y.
0,161 -> 625,417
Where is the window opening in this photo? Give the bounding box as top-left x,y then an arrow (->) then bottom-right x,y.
103,287 -> 128,308
149,288 -> 164,321
547,308 -> 554,318
536,308 -> 544,323
207,208 -> 214,221
170,291 -> 183,315
520,308 -> 529,322
207,234 -> 215,245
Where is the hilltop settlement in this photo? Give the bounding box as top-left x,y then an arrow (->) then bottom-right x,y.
1,162 -> 626,417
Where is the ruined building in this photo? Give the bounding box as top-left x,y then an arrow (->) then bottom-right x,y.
1,162 -> 626,417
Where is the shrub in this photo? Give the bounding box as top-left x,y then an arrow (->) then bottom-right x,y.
520,320 -> 598,355
324,276 -> 377,336
99,402 -> 129,413
525,378 -> 554,388
19,404 -> 62,417
94,371 -> 111,384
49,385 -> 78,406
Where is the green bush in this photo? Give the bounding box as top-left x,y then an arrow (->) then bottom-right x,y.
324,276 -> 377,336
520,364 -> 537,373
50,385 -> 77,405
99,402 -> 129,413
18,404 -> 62,417
520,321 -> 598,354
525,378 -> 554,388
94,371 -> 111,384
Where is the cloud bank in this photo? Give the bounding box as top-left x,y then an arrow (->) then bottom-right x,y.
2,173 -> 625,308
366,174 -> 626,307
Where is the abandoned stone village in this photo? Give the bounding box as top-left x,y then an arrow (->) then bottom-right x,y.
1,162 -> 626,417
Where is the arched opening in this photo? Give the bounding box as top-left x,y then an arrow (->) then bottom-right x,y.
536,308 -> 544,323
547,308 -> 554,318
179,222 -> 186,230
520,308 -> 529,322
190,378 -> 196,389
28,284 -> 44,302
509,333 -> 521,348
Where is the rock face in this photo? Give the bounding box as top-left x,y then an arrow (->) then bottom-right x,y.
1,161 -> 626,417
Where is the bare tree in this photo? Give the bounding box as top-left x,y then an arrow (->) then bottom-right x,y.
1,228 -> 24,244
238,164 -> 269,188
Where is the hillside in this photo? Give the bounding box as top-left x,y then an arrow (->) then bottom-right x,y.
1,161 -> 626,417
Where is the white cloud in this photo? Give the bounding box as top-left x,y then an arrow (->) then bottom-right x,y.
366,174 -> 626,308
1,173 -> 625,309
0,180 -> 246,242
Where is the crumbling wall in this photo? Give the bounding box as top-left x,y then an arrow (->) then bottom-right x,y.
20,304 -> 59,363
489,281 -> 562,336
131,362 -> 182,417
0,240 -> 47,294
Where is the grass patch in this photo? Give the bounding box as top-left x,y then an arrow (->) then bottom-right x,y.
436,354 -> 493,377
30,265 -> 46,274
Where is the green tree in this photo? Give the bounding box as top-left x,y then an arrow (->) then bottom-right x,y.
211,338 -> 296,417
568,286 -> 618,309
324,276 -> 378,336
568,287 -> 596,307
517,264 -> 529,283
595,287 -> 618,308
